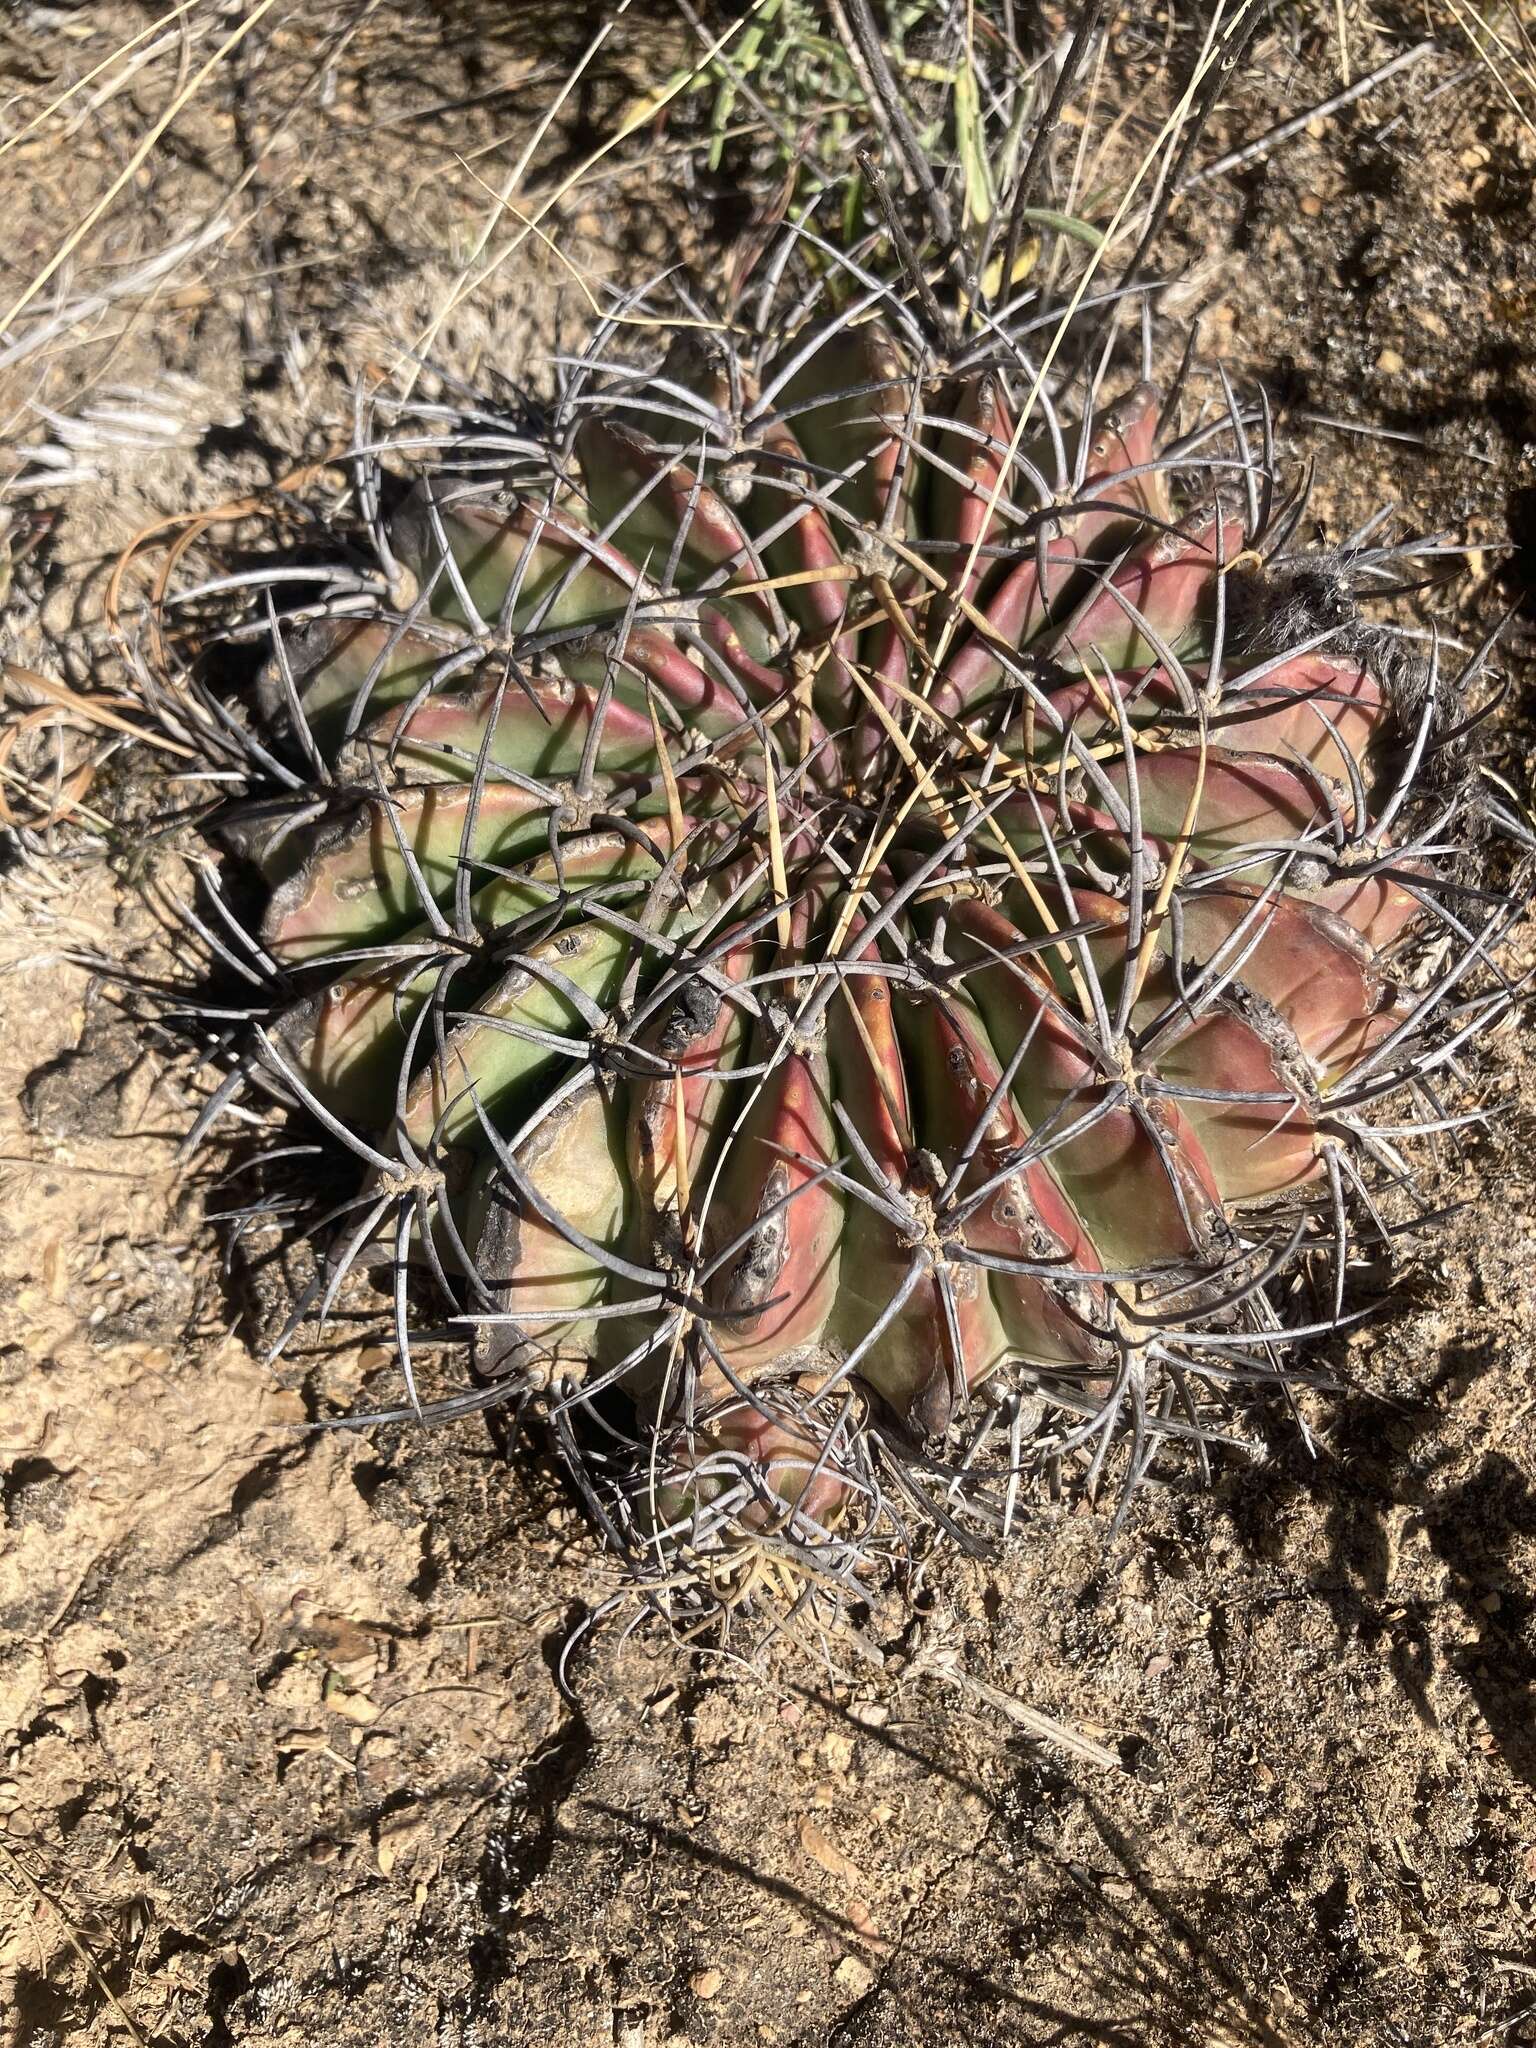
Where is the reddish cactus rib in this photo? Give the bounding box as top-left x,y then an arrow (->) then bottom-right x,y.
1098,747 -> 1334,869
1168,885 -> 1397,1078
928,369 -> 1017,608
576,419 -> 765,598
706,1021 -> 845,1379
1146,1001 -> 1322,1201
824,917 -> 996,1438
1035,655 -> 1387,782
351,669 -> 658,783
574,418 -> 784,695
1205,657 -> 1387,773
628,930 -> 758,1232
1310,869 -> 1424,950
706,894 -> 845,1378
951,898 -> 1223,1270
1040,886 -> 1326,1200
1041,503 -> 1245,675
902,990 -> 1108,1371
648,1376 -> 857,1540
928,380 -> 1170,720
264,618 -> 460,748
772,323 -> 912,535
754,419 -> 852,651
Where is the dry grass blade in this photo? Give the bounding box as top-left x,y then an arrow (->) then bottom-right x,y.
397,0 -> 775,402
0,1841 -> 149,2047
1434,0 -> 1536,137
0,0 -> 200,163
934,1666 -> 1124,1772
3,660 -> 197,760
0,0 -> 282,340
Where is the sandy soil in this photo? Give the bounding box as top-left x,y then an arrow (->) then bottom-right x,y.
1,8 -> 1533,2046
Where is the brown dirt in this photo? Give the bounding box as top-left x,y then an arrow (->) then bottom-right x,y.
1,9 -> 1534,2047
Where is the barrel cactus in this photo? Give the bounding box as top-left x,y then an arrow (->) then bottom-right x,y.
141,71 -> 1522,1637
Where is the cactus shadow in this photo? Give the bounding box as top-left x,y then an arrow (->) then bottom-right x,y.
567,1761 -> 1296,2048
1223,1337 -> 1536,1791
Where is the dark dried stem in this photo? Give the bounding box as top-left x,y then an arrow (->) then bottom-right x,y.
997,0 -> 1106,307
853,144 -> 952,350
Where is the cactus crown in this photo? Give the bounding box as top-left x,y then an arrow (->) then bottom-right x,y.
135,27 -> 1524,1644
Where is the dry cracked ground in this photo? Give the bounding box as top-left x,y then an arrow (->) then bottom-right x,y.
0,6 -> 1534,2045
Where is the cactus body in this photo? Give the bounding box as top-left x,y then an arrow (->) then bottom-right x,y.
156,208 -> 1519,1628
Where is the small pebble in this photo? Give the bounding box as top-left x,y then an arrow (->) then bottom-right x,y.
819,1731 -> 854,1773
690,1968 -> 722,2000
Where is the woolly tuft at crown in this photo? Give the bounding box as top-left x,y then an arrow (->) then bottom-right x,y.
124,15 -> 1529,1646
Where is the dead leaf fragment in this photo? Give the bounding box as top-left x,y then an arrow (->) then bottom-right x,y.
321,1670 -> 379,1724
799,1817 -> 865,1890
799,1818 -> 886,1945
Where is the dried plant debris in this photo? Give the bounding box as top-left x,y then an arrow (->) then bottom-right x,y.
113,6 -> 1530,1651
